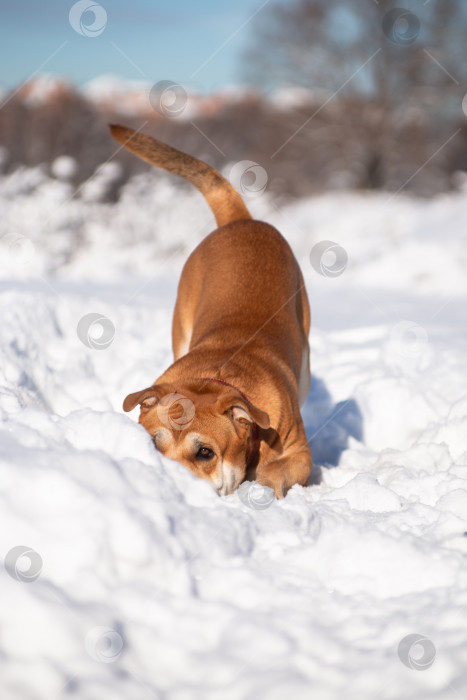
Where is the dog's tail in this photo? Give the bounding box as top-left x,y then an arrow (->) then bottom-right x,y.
109,124 -> 251,228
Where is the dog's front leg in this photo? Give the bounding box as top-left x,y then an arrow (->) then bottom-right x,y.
255,449 -> 312,498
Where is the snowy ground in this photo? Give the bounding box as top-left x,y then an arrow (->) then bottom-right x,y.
1,159 -> 467,700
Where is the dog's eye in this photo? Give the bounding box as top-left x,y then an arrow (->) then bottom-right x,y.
196,447 -> 214,461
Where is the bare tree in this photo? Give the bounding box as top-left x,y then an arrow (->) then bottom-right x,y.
242,0 -> 467,191
244,0 -> 466,107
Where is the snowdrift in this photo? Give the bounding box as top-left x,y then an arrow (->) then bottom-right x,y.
1,161 -> 466,699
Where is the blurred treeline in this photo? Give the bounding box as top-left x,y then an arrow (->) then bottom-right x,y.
0,0 -> 466,200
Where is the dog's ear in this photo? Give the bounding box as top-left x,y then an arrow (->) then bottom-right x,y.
123,386 -> 160,412
217,393 -> 270,429
230,404 -> 269,428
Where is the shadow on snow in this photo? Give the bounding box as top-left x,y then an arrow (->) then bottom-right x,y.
300,375 -> 363,485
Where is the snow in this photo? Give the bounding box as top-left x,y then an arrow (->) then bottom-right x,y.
1,159 -> 467,699
14,75 -> 74,107
50,156 -> 78,182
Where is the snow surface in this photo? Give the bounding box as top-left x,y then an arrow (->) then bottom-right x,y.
1,160 -> 467,700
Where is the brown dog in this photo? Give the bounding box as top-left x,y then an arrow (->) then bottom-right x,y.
110,124 -> 312,497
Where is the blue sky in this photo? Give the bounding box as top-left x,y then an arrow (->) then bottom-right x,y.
0,0 -> 266,91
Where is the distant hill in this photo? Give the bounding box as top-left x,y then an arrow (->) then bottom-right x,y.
1,75 -> 465,199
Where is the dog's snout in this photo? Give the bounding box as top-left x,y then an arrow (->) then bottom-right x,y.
215,463 -> 242,497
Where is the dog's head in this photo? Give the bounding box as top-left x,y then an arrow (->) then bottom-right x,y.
123,380 -> 270,495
